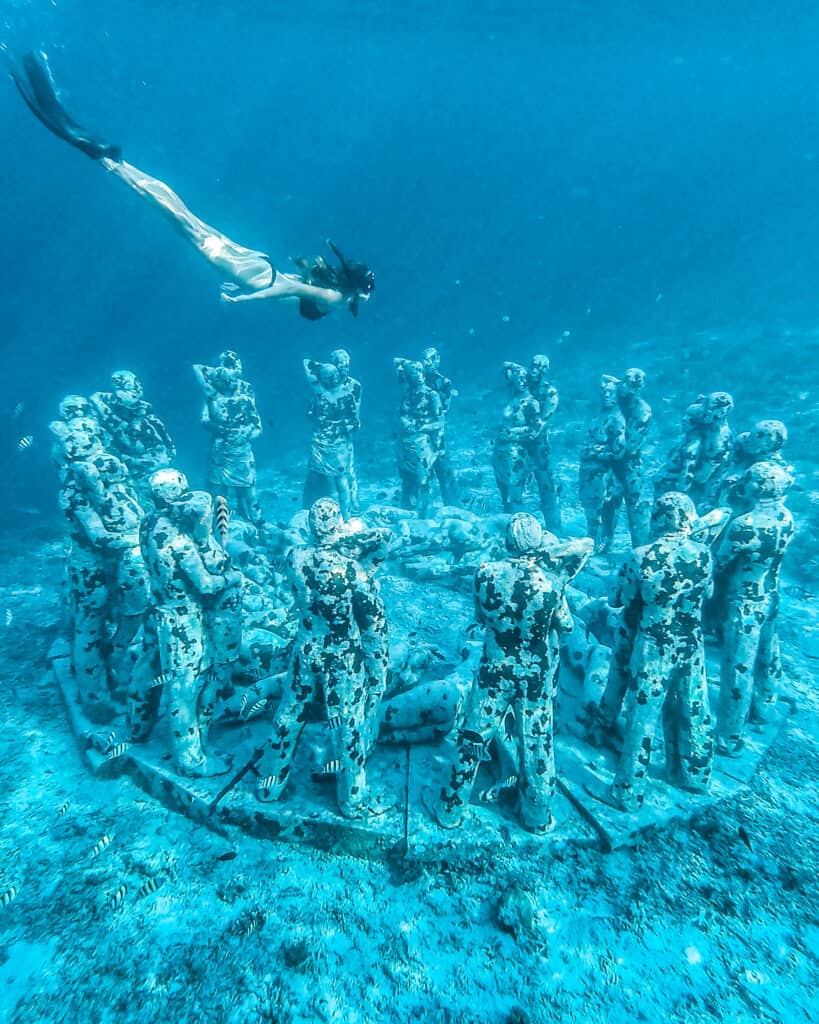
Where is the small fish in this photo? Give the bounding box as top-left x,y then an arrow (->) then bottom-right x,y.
216,851 -> 237,862
90,834 -> 111,859
320,759 -> 342,775
107,743 -> 129,760
215,495 -> 230,547
738,825 -> 753,851
327,715 -> 341,731
103,731 -> 118,752
57,801 -> 70,817
242,698 -> 267,719
239,692 -> 249,715
233,909 -> 265,937
0,886 -> 17,907
151,673 -> 169,689
257,775 -> 278,795
106,883 -> 127,910
136,876 -> 163,899
17,435 -> 33,451
11,402 -> 24,419
4,609 -> 12,627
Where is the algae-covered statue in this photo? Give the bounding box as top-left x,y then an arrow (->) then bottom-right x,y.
90,370 -> 175,499
578,375 -> 626,553
394,359 -> 445,518
429,514 -> 592,834
720,419 -> 789,508
303,359 -> 359,519
193,351 -> 263,525
422,346 -> 459,506
256,498 -> 387,817
611,368 -> 652,547
715,462 -> 794,755
52,419 -> 148,722
655,392 -> 734,511
330,348 -> 363,513
138,469 -> 243,776
527,354 -> 561,531
596,492 -> 714,811
492,362 -> 542,514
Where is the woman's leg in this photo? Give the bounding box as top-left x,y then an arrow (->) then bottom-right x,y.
102,158 -> 274,289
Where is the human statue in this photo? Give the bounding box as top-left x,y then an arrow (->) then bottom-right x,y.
655,392 -> 734,511
11,52 -> 375,321
69,450 -> 150,698
193,351 -> 263,525
303,359 -> 359,519
394,359 -> 444,518
52,419 -> 145,722
611,368 -> 652,546
139,469 -> 243,776
330,348 -> 363,513
527,353 -> 561,531
422,346 -> 459,505
594,492 -> 715,811
90,370 -> 175,499
720,419 -> 789,508
715,462 -> 794,755
255,498 -> 386,817
578,375 -> 626,553
427,513 -> 593,835
492,362 -> 542,514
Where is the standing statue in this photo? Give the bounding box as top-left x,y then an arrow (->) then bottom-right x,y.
256,499 -> 385,817
527,354 -> 561,531
90,370 -> 175,499
492,362 -> 542,514
611,368 -> 652,546
394,359 -> 444,518
303,360 -> 359,519
193,351 -> 263,525
715,462 -> 794,754
53,420 -> 146,722
428,514 -> 592,834
422,346 -> 459,505
598,493 -> 715,811
330,348 -> 363,513
139,469 -> 242,776
578,375 -> 627,553
655,392 -> 734,511
721,419 -> 789,508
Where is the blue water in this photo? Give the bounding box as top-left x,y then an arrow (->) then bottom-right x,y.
4,1 -> 819,506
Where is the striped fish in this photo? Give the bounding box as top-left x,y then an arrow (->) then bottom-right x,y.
90,834 -> 111,859
11,402 -> 24,419
215,495 -> 230,547
17,435 -> 33,451
57,801 -> 70,817
103,731 -> 118,752
242,698 -> 267,720
107,883 -> 127,911
151,674 -> 169,689
107,743 -> 129,760
320,759 -> 342,775
0,886 -> 16,907
256,775 -> 278,797
136,876 -> 163,900
327,715 -> 341,731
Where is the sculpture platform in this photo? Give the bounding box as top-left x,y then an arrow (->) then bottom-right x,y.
50,637 -> 789,862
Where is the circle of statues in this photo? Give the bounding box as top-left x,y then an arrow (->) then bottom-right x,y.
50,347 -> 795,832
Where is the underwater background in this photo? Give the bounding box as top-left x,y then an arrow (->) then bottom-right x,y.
1,1 -> 818,1022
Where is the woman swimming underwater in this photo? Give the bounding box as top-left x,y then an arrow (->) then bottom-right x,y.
10,52 -> 375,320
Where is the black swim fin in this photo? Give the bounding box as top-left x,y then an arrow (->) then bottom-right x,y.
10,51 -> 121,161
299,298 -> 330,321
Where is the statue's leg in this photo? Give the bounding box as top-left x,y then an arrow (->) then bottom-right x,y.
516,685 -> 557,833
257,650 -> 315,801
609,639 -> 667,811
103,158 -> 274,289
664,641 -> 713,792
718,601 -> 763,754
750,606 -> 781,722
324,657 -> 368,816
68,546 -> 111,708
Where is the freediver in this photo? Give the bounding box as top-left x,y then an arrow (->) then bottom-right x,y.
10,51 -> 375,321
